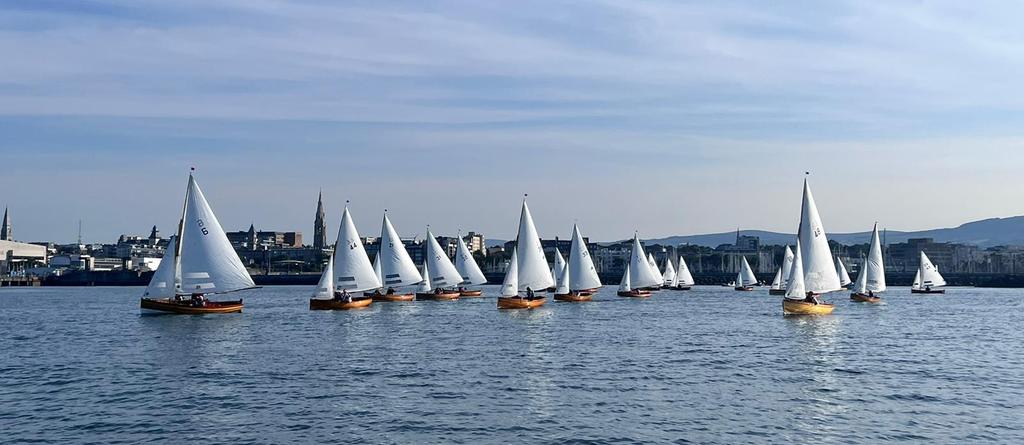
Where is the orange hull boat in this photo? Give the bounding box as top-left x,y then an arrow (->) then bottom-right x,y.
372,293 -> 415,302
459,290 -> 483,297
416,292 -> 460,301
309,297 -> 373,310
497,296 -> 547,309
850,293 -> 881,303
617,290 -> 651,298
553,293 -> 593,302
140,298 -> 243,314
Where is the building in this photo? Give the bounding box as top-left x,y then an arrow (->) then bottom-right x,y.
313,192 -> 328,251
886,238 -> 977,273
1,239 -> 47,277
463,232 -> 485,255
227,225 -> 302,249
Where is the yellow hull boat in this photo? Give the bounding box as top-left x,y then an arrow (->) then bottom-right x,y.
782,298 -> 835,315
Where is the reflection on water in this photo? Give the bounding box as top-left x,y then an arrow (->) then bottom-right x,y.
1,285 -> 1022,443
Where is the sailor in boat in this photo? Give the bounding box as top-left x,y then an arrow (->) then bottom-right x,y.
190,293 -> 207,307
868,290 -> 875,298
386,287 -> 395,295
803,291 -> 821,305
334,290 -> 353,303
526,286 -> 536,300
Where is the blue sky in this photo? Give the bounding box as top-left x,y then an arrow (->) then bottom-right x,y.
3,0 -> 1024,243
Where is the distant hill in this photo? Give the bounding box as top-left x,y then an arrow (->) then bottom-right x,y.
644,216 -> 1024,249
484,216 -> 1024,249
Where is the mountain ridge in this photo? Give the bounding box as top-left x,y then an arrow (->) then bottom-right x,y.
483,216 -> 1024,249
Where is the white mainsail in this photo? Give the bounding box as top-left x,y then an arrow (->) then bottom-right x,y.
676,256 -> 695,286
917,251 -> 946,288
781,246 -> 795,287
662,258 -> 676,286
500,248 -> 519,296
861,223 -> 887,293
372,252 -> 382,284
143,236 -> 179,299
567,224 -> 601,291
796,178 -> 841,294
629,234 -> 662,289
551,247 -> 566,289
313,254 -> 334,298
417,262 -> 432,293
835,256 -> 852,287
647,253 -> 661,281
378,213 -> 422,288
178,174 -> 255,294
785,241 -> 806,299
618,263 -> 632,292
425,228 -> 463,288
770,268 -> 783,289
513,200 -> 554,292
331,206 -> 382,293
555,262 -> 570,294
455,235 -> 487,285
739,256 -> 757,286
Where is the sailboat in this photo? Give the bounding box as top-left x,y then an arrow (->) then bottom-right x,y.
548,247 -> 566,292
416,228 -> 463,300
618,234 -> 660,297
835,256 -> 852,289
768,246 -> 794,295
554,223 -> 602,301
497,198 -> 553,309
454,233 -> 487,296
851,223 -> 886,302
369,212 -> 421,301
645,252 -> 662,292
911,251 -> 946,294
661,257 -> 676,289
673,256 -> 695,290
782,178 -> 841,315
734,256 -> 757,291
309,204 -> 380,310
141,169 -> 255,314
364,252 -> 384,297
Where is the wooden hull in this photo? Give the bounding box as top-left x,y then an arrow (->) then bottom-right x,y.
372,293 -> 415,302
140,298 -> 243,314
617,290 -> 651,298
735,286 -> 755,291
458,290 -> 483,297
497,296 -> 547,309
309,297 -> 373,310
782,298 -> 835,315
850,293 -> 881,303
579,288 -> 599,295
768,288 -> 787,295
553,293 -> 593,302
911,288 -> 945,294
416,292 -> 460,301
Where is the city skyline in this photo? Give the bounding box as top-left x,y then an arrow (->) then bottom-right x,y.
4,1 -> 1024,241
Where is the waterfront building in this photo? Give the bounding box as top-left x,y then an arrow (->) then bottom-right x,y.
464,231 -> 485,255
227,225 -> 302,249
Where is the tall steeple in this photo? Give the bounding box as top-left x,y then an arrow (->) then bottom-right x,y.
313,190 -> 327,250
1,207 -> 10,241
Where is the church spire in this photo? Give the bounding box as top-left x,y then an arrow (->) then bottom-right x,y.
1,207 -> 10,241
313,190 -> 328,251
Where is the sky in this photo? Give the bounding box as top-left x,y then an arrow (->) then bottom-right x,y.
3,0 -> 1024,243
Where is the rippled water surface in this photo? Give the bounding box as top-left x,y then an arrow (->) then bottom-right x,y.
1,285 -> 1022,444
